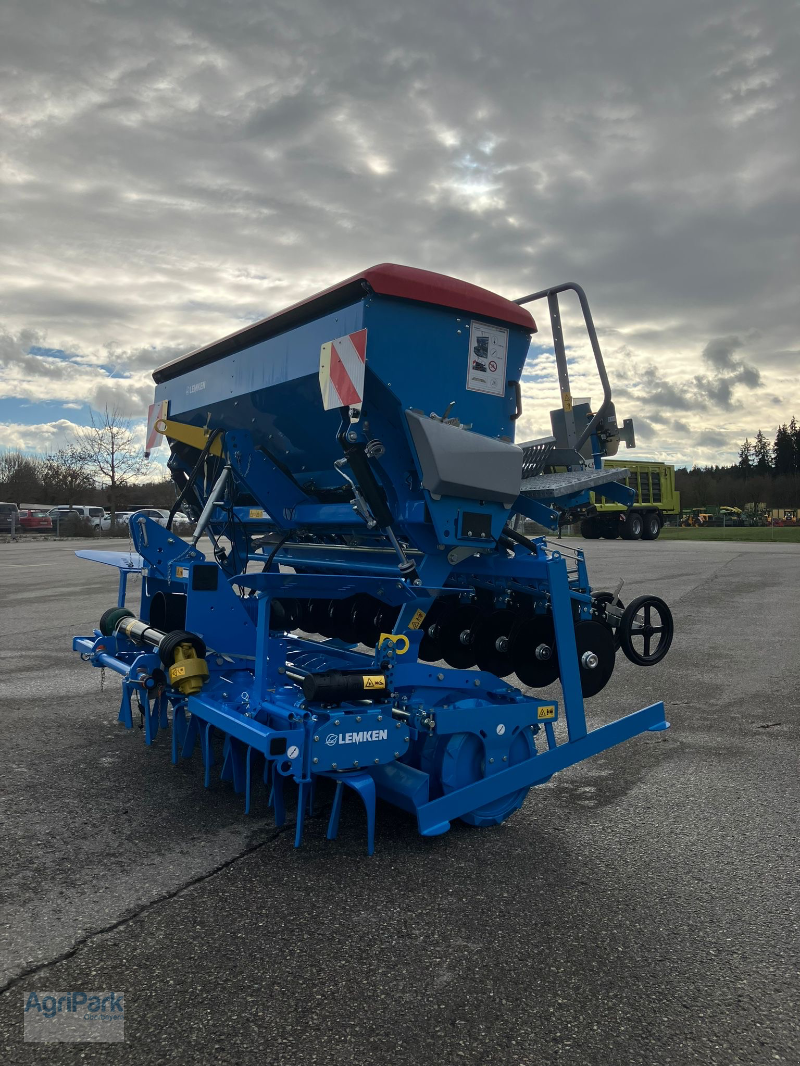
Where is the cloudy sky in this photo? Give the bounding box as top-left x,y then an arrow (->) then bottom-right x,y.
1,0 -> 797,468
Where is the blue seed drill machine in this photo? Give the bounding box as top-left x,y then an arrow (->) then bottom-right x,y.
73,265 -> 674,853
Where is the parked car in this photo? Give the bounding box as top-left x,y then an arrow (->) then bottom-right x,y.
46,505 -> 110,532
18,507 -> 53,533
113,508 -> 169,529
0,502 -> 20,535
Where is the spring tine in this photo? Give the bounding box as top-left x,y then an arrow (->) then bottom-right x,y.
182,713 -> 199,759
158,692 -> 169,730
118,684 -> 133,729
245,746 -> 253,815
294,781 -> 309,848
327,781 -> 345,841
272,770 -> 286,827
143,691 -> 153,746
203,723 -> 214,788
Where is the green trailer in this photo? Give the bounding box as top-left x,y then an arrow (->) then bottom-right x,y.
580,460 -> 680,541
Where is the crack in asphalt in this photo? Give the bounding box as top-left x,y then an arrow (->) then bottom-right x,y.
0,825 -> 290,996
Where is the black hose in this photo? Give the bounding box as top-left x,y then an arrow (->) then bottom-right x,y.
167,428 -> 224,531
501,524 -> 540,553
261,532 -> 290,572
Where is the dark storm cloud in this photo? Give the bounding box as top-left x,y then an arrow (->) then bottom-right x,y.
0,0 -> 797,463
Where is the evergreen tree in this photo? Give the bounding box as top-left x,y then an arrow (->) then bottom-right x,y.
737,438 -> 753,477
753,429 -> 772,474
773,424 -> 795,476
790,416 -> 800,474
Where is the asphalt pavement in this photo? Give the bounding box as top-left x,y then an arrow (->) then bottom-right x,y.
1,536 -> 798,1065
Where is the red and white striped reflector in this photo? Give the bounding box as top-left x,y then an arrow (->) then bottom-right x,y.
319,328 -> 367,410
145,399 -> 168,458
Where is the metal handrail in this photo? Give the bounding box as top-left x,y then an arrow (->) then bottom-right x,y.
515,282 -> 612,453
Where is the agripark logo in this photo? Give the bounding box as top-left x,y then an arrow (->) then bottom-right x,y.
23,991 -> 125,1043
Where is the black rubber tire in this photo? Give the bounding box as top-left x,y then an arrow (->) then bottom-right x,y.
580,518 -> 601,540
158,629 -> 206,667
620,512 -> 644,540
641,513 -> 661,540
99,606 -> 134,636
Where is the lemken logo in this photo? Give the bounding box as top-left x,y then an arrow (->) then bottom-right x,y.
186,381 -> 206,395
326,729 -> 388,746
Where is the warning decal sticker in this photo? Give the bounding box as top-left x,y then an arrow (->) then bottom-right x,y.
363,675 -> 386,690
319,328 -> 367,410
466,321 -> 508,397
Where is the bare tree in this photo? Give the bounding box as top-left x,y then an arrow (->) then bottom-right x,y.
42,447 -> 94,505
75,407 -> 148,522
0,449 -> 45,503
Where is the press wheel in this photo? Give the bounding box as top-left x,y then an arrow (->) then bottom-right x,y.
421,727 -> 537,827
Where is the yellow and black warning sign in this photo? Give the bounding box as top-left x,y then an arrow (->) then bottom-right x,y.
363,675 -> 386,690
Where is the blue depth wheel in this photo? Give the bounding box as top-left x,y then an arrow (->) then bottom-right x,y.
422,727 -> 537,827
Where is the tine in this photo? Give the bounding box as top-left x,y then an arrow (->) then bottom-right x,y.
327,782 -> 345,841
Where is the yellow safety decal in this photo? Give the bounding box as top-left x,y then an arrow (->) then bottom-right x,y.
408,609 -> 426,630
561,391 -> 573,413
538,705 -> 556,720
363,675 -> 386,690
378,633 -> 410,654
249,509 -> 265,519
172,666 -> 187,679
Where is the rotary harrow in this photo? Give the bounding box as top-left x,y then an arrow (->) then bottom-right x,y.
73,265 -> 673,853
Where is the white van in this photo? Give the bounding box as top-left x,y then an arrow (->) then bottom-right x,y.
46,505 -> 111,531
